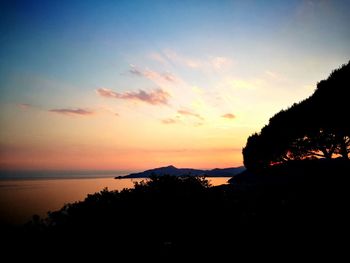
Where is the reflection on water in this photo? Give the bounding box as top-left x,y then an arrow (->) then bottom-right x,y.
0,177 -> 228,225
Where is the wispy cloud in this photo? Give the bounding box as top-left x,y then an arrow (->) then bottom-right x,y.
149,52 -> 168,64
210,56 -> 232,70
161,118 -> 178,124
17,103 -> 32,110
151,49 -> 233,71
163,49 -> 202,68
177,109 -> 204,120
49,108 -> 94,116
96,88 -> 119,98
264,70 -> 284,81
97,88 -> 170,105
129,65 -> 178,83
129,66 -> 144,77
222,113 -> 236,119
97,105 -> 119,116
161,116 -> 203,127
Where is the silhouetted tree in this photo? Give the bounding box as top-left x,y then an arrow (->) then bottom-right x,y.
243,61 -> 350,170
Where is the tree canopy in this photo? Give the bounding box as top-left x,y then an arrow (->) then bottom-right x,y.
243,61 -> 350,170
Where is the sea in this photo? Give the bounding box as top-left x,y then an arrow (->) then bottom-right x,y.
0,171 -> 229,225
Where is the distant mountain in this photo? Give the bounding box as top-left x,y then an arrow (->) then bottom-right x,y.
115,165 -> 245,179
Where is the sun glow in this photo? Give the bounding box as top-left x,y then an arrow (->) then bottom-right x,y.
1,0 -> 349,171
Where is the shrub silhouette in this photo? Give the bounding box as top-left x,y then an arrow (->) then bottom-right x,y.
243,61 -> 350,170
2,161 -> 348,260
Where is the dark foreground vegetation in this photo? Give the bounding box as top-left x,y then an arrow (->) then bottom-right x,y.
3,159 -> 349,260
3,62 -> 349,260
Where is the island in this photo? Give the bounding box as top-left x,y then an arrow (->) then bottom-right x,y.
115,165 -> 246,179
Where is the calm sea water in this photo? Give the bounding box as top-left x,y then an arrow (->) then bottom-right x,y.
0,176 -> 229,225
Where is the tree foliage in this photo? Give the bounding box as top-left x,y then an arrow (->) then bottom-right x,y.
243,61 -> 350,170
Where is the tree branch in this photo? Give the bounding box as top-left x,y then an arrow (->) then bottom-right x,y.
345,137 -> 350,145
306,151 -> 326,158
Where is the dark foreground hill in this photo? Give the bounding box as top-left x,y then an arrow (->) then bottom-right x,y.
116,165 -> 245,178
2,159 -> 349,260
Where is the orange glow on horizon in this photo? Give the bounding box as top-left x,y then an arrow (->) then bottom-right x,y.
0,145 -> 243,171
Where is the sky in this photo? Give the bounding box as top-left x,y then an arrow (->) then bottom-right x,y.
0,0 -> 350,171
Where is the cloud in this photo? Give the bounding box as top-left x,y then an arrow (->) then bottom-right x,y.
97,88 -> 170,105
160,72 -> 177,82
96,88 -> 119,98
177,109 -> 204,120
161,117 -> 203,127
129,66 -> 143,77
264,70 -> 284,81
152,50 -> 233,71
149,52 -> 168,64
163,49 -> 202,68
129,65 -> 178,83
222,113 -> 236,119
210,57 -> 233,70
49,108 -> 94,116
97,105 -> 119,116
17,103 -> 32,110
161,118 -> 178,124
143,69 -> 177,83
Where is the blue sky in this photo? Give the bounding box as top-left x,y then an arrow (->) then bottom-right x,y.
0,0 -> 350,170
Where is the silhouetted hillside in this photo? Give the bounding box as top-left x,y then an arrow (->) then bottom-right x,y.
116,165 -> 245,178
229,158 -> 350,186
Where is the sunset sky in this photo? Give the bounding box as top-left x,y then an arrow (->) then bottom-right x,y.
1,0 -> 350,171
